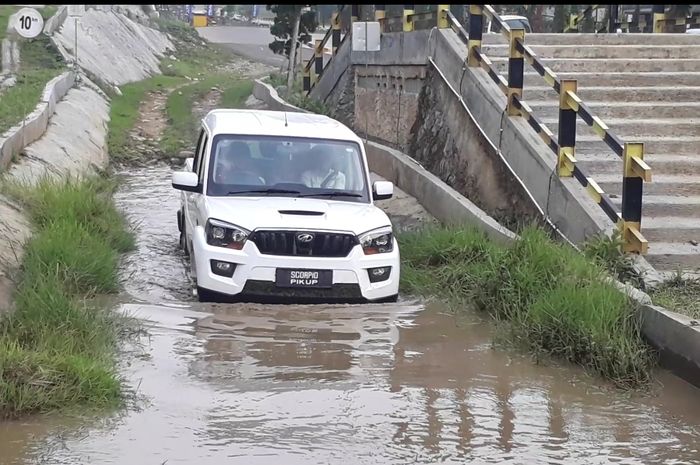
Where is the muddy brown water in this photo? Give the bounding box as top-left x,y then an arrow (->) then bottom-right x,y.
1,166 -> 699,465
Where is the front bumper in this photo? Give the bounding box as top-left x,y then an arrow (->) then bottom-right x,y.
191,227 -> 400,303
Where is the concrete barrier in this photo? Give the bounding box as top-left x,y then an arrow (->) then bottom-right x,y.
253,79 -> 309,113
365,142 -> 517,246
43,5 -> 68,36
0,71 -> 75,171
639,305 -> 700,387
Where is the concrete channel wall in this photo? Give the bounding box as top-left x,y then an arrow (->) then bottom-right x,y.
0,71 -> 75,171
257,54 -> 700,389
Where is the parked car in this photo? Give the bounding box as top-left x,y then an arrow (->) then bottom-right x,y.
172,109 -> 400,304
486,15 -> 532,33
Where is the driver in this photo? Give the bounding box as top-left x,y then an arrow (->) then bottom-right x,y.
300,145 -> 346,189
215,142 -> 265,185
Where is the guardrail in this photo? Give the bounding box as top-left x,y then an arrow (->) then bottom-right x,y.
304,4 -> 651,254
303,5 -> 346,93
462,5 -> 650,254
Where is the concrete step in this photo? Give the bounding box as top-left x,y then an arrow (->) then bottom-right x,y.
481,33 -> 700,46
541,118 -> 700,138
596,173 -> 700,196
639,216 -> 700,243
482,44 -> 700,59
645,242 -> 700,272
575,136 -> 700,156
491,57 -> 700,73
611,196 -> 700,218
524,85 -> 700,102
579,153 -> 700,177
524,101 -> 700,119
523,71 -> 700,88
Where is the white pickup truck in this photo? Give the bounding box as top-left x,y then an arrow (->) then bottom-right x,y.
172,109 -> 400,304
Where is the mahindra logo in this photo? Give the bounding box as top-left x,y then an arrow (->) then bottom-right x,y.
296,233 -> 314,243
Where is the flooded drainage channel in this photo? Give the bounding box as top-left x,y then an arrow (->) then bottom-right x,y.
1,166 -> 699,464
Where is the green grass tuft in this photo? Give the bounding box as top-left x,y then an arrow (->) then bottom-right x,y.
0,176 -> 135,418
0,32 -> 65,135
398,225 -> 655,388
650,275 -> 700,320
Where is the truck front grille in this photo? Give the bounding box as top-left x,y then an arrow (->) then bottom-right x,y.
250,230 -> 358,257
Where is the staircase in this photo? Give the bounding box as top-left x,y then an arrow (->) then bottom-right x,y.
482,33 -> 700,273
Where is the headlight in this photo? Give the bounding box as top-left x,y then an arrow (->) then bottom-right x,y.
205,219 -> 249,249
359,226 -> 394,255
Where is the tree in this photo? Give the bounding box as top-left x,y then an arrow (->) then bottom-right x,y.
267,5 -> 318,90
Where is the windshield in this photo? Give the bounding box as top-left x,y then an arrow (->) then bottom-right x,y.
206,134 -> 370,203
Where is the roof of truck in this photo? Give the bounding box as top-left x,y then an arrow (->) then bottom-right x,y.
202,109 -> 360,143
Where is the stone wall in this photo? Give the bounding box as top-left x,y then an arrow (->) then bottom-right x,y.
324,66 -> 355,131
353,65 -> 424,152
407,65 -> 541,228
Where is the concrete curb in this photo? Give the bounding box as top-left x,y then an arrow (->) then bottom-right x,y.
253,79 -> 309,113
0,71 -> 75,171
43,5 -> 68,36
639,305 -> 700,387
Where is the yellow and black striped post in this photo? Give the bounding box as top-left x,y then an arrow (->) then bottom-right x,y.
653,4 -> 666,33
507,28 -> 525,116
557,79 -> 578,177
467,5 -> 483,67
331,11 -> 341,55
621,142 -> 651,254
375,4 -> 385,21
403,4 -> 415,32
437,4 -> 450,28
314,39 -> 323,83
375,4 -> 385,32
303,66 -> 310,93
351,4 -> 359,23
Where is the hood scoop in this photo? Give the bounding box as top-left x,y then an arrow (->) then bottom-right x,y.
278,210 -> 325,216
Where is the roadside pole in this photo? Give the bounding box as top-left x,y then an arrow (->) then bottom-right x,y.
67,5 -> 85,80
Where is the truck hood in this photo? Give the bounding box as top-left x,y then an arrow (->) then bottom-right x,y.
204,197 -> 392,235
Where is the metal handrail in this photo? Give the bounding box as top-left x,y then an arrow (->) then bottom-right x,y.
304,5 -> 345,73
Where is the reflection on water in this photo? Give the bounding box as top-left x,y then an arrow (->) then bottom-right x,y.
1,166 -> 699,465
2,301 -> 699,465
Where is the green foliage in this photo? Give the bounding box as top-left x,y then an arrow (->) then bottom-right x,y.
398,225 -> 656,388
0,176 -> 135,418
582,231 -> 643,289
267,5 -> 318,57
0,34 -> 65,135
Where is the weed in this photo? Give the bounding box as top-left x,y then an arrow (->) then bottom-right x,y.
398,224 -> 655,388
0,176 -> 135,418
583,230 -> 643,288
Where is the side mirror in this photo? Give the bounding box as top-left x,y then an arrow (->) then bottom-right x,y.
372,181 -> 393,201
172,171 -> 200,192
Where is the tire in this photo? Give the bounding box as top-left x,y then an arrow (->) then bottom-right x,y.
180,221 -> 189,257
197,286 -> 218,303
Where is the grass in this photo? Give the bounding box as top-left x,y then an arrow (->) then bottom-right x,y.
398,225 -> 656,388
0,176 -> 135,418
109,17 -> 253,160
650,274 -> 700,320
0,5 -> 18,41
0,30 -> 65,135
160,76 -> 253,155
107,75 -> 186,159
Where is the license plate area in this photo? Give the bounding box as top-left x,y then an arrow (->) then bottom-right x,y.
275,268 -> 333,288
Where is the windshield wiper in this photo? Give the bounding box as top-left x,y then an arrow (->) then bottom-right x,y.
227,188 -> 301,196
298,191 -> 363,198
